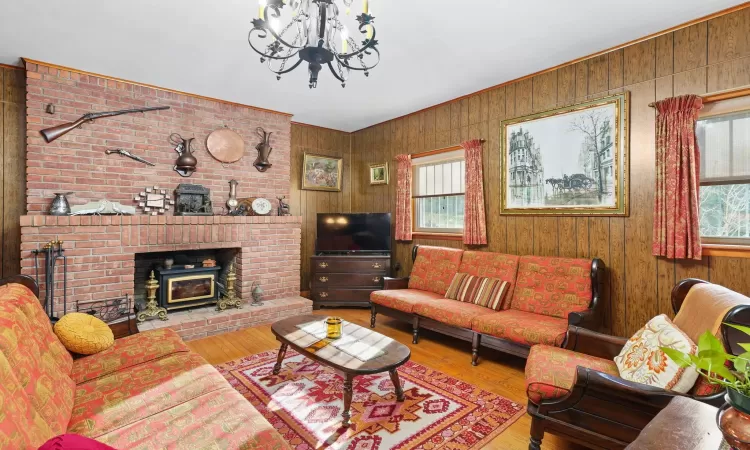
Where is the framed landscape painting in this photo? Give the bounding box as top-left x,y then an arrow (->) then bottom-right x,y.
302,153 -> 343,191
500,92 -> 629,216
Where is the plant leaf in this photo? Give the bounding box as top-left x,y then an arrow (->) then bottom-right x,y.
660,347 -> 692,368
694,358 -> 736,383
735,352 -> 750,373
739,343 -> 750,353
725,323 -> 750,339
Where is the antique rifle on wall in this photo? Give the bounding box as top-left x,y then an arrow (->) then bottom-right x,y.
40,106 -> 170,143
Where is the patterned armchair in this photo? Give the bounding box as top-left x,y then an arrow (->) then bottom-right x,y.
524,279 -> 750,450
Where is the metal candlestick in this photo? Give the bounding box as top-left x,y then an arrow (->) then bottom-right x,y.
216,262 -> 242,311
136,271 -> 167,323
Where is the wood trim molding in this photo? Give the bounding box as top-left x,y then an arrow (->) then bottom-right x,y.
649,86 -> 750,107
0,63 -> 23,71
702,244 -> 750,258
22,58 -> 295,118
291,121 -> 348,133
411,232 -> 464,241
411,145 -> 464,159
354,2 -> 750,133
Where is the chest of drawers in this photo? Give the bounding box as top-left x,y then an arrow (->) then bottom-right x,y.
310,255 -> 391,309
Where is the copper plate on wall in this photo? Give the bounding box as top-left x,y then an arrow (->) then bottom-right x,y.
206,128 -> 245,163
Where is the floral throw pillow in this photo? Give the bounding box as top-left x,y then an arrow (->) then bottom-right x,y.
614,314 -> 700,393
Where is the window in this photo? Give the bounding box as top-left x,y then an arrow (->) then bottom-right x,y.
412,149 -> 465,234
697,107 -> 750,245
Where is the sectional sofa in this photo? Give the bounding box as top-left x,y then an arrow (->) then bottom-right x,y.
0,275 -> 289,450
370,245 -> 604,364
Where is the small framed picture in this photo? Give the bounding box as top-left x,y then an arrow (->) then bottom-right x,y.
369,163 -> 389,185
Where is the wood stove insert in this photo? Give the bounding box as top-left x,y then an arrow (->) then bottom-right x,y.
155,265 -> 222,311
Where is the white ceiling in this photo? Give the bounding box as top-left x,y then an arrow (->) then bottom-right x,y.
0,0 -> 743,132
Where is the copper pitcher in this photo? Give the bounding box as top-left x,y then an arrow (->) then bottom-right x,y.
171,133 -> 197,177
253,127 -> 273,172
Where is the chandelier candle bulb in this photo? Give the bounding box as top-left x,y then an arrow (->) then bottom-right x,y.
258,0 -> 266,18
363,0 -> 369,14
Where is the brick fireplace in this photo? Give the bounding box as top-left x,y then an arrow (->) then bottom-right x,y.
18,60 -> 312,339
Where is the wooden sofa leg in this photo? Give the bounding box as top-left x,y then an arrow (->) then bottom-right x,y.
471,333 -> 481,366
412,316 -> 420,344
370,305 -> 377,329
528,416 -> 544,450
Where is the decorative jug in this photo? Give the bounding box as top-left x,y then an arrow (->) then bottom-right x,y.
49,192 -> 73,216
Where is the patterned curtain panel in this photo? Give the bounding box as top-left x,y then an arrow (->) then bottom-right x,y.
653,95 -> 703,260
395,154 -> 413,241
462,139 -> 487,245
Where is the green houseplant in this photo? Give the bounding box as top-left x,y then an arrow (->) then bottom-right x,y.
662,323 -> 750,448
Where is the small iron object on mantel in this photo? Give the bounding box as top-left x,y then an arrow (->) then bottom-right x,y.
253,127 -> 273,172
277,196 -> 291,216
174,184 -> 213,216
170,133 -> 198,177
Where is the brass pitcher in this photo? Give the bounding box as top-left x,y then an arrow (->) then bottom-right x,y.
253,127 -> 273,172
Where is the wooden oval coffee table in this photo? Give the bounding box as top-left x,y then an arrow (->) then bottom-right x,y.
271,315 -> 411,427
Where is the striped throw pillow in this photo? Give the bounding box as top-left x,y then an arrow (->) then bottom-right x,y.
445,273 -> 510,311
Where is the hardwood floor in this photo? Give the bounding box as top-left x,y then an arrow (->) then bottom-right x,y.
188,308 -> 584,450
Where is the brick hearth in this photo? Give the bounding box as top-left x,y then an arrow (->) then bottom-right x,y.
138,296 -> 311,341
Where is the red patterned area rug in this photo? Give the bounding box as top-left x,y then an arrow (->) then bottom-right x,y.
217,350 -> 525,450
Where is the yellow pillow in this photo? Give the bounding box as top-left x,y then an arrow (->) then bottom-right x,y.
54,313 -> 114,355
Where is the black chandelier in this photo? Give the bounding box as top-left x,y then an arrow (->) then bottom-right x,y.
249,0 -> 380,88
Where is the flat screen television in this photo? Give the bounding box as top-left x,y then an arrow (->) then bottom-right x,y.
316,213 -> 391,254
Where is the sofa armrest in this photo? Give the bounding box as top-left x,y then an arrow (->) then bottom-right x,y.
568,309 -> 599,329
383,277 -> 409,290
564,326 -> 628,360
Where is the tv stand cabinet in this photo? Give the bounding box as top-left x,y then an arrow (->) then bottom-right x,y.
310,254 -> 390,309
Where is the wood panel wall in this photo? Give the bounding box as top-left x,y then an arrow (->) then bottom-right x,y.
290,124 -> 351,291
348,8 -> 750,336
0,65 -> 26,278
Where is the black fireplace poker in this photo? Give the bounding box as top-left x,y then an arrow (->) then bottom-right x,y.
32,240 -> 67,322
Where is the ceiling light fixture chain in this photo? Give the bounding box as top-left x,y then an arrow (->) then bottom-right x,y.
249,0 -> 380,88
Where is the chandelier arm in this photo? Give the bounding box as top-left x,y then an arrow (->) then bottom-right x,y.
267,58 -> 304,75
335,47 -> 380,71
248,29 -> 302,60
336,26 -> 377,59
327,62 -> 347,82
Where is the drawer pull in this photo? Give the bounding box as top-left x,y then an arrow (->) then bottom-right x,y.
319,292 -> 329,298
319,262 -> 329,268
319,276 -> 329,283
372,263 -> 382,269
373,277 -> 381,283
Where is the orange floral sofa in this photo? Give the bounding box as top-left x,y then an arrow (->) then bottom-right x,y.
0,275 -> 289,450
370,246 -> 604,364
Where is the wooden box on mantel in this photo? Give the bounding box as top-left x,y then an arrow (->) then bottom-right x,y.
310,255 -> 391,309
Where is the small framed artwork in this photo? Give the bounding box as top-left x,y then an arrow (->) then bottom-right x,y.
369,163 -> 389,185
500,92 -> 630,216
302,153 -> 343,192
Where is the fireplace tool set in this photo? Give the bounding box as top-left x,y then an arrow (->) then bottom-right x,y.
32,240 -> 68,322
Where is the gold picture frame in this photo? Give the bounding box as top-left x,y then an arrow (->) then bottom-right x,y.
302,153 -> 343,192
500,92 -> 630,216
369,162 -> 389,185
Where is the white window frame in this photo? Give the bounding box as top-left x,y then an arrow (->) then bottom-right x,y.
412,149 -> 465,234
697,94 -> 750,247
